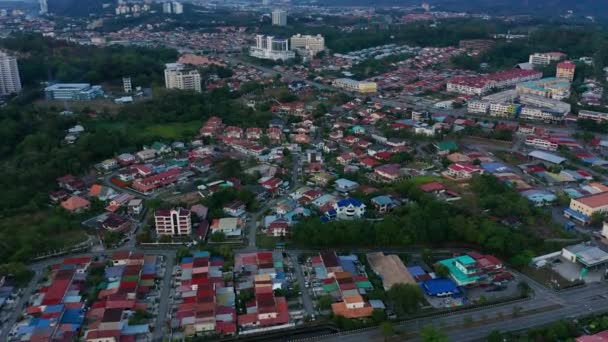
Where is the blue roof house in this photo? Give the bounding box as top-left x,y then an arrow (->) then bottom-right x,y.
334,198 -> 366,220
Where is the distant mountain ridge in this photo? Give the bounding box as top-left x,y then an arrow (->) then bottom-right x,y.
48,0 -> 106,17
315,0 -> 608,19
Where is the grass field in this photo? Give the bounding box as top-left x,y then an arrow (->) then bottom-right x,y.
137,121 -> 200,140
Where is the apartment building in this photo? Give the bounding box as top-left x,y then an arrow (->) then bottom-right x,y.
516,77 -> 571,100
271,9 -> 287,26
524,137 -> 558,151
447,69 -> 542,96
556,60 -> 576,81
250,35 -> 295,61
0,51 -> 21,95
579,109 -> 608,122
290,34 -> 325,57
155,208 -> 192,236
519,106 -> 567,122
529,52 -> 567,65
333,78 -> 377,93
467,100 -> 490,114
164,63 -> 202,93
489,102 -> 521,118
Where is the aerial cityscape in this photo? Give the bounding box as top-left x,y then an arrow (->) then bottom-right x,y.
1,0 -> 608,341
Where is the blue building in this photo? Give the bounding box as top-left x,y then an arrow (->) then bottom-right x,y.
44,83 -> 105,101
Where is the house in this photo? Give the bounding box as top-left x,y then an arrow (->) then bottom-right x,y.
210,218 -> 243,238
312,172 -> 334,187
190,204 -> 209,220
136,149 -> 157,161
434,141 -> 458,155
151,141 -> 171,154
89,184 -> 117,201
128,199 -> 144,215
101,214 -> 131,233
61,196 -> 91,213
267,220 -> 289,237
246,127 -> 263,140
223,201 -> 246,217
371,195 -> 396,214
331,295 -> 373,319
334,178 -> 359,193
374,164 -> 403,182
419,181 -> 446,194
99,159 -> 118,171
57,174 -> 86,192
443,163 -> 484,180
334,198 -> 366,220
116,153 -> 136,165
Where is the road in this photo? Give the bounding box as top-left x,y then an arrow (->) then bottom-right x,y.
315,276 -> 608,342
152,252 -> 175,341
289,251 -> 315,317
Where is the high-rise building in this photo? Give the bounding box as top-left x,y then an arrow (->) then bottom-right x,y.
421,1 -> 430,11
155,208 -> 192,236
290,34 -> 325,56
122,76 -> 132,93
271,9 -> 287,26
0,52 -> 22,96
556,60 -> 576,81
39,0 -> 48,14
249,35 -> 295,61
172,1 -> 183,14
164,63 -> 202,93
162,1 -> 172,13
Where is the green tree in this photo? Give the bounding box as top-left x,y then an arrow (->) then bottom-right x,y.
317,295 -> 334,310
386,284 -> 424,317
380,321 -> 395,341
420,326 -> 449,342
434,264 -> 450,278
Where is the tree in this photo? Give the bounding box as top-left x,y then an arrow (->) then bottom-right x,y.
317,295 -> 333,310
380,321 -> 395,341
420,326 -> 449,342
158,235 -> 172,243
487,330 -> 502,342
386,284 -> 424,317
422,249 -> 433,266
517,281 -> 532,297
209,232 -> 226,242
433,264 -> 450,278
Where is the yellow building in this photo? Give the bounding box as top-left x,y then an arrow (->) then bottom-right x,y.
333,78 -> 377,93
566,191 -> 608,223
556,60 -> 576,81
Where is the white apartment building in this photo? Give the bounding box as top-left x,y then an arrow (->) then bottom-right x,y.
525,137 -> 558,151
272,9 -> 287,26
290,34 -> 325,56
155,208 -> 192,236
578,110 -> 608,122
250,35 -> 295,61
467,100 -> 490,114
529,52 -> 567,65
0,51 -> 21,95
519,93 -> 571,113
164,63 -> 202,93
520,106 -> 566,122
489,103 -> 518,118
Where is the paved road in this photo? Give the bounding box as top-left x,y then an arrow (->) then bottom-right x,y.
152,252 -> 175,341
0,269 -> 43,342
318,279 -> 608,342
289,251 -> 315,317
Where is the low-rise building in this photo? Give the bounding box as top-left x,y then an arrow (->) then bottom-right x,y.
579,109 -> 608,122
45,83 -> 104,101
565,192 -> 608,224
443,163 -> 483,180
529,52 -> 567,65
333,78 -> 377,93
